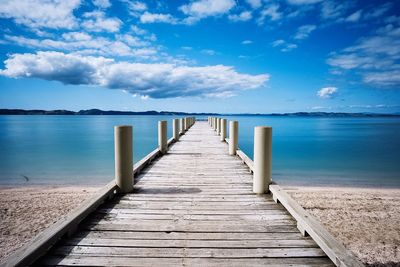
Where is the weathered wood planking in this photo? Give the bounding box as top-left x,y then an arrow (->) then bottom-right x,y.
30,121 -> 341,266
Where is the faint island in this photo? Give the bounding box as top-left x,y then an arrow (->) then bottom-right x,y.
1,108 -> 399,117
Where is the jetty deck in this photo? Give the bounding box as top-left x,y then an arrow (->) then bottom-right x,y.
3,119 -> 363,267
37,121 -> 334,266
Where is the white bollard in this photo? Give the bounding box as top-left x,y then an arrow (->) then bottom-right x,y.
216,118 -> 220,134
173,118 -> 179,141
253,126 -> 272,194
221,119 -> 227,142
229,121 -> 238,155
180,118 -> 184,135
158,121 -> 167,154
114,125 -> 133,193
213,117 -> 217,131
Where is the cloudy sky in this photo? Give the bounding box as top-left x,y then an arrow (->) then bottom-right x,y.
0,0 -> 399,113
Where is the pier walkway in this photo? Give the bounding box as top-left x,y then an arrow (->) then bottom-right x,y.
36,121 -> 335,266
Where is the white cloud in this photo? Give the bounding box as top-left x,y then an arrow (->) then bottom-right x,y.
327,24 -> 400,87
82,11 -> 122,32
241,40 -> 253,45
0,51 -> 270,99
131,25 -> 147,35
321,1 -> 350,20
317,87 -> 338,99
272,40 -> 285,47
310,106 -> 330,110
228,11 -> 252,22
364,3 -> 392,20
294,24 -> 316,40
272,39 -> 297,52
257,4 -> 282,25
201,49 -> 216,56
245,0 -> 261,9
281,44 -> 298,52
127,1 -> 147,12
117,34 -> 150,47
180,0 -> 235,23
286,0 -> 321,5
92,0 -> 111,8
4,33 -> 154,58
62,32 -> 92,42
363,71 -> 400,87
181,46 -> 193,50
0,0 -> 80,29
345,10 -> 362,22
140,12 -> 177,24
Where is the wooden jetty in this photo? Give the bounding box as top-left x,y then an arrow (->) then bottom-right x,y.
2,118 -> 363,267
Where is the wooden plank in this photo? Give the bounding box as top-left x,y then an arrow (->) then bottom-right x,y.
52,246 -> 326,258
39,256 -> 334,267
92,213 -> 294,221
236,150 -> 254,172
98,208 -> 288,215
63,238 -> 319,248
87,218 -> 297,227
84,222 -> 299,233
74,230 -> 307,240
105,203 -> 286,210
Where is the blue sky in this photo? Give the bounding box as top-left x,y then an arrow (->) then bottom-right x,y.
0,0 -> 399,113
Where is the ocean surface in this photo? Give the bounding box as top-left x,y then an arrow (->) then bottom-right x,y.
0,115 -> 399,187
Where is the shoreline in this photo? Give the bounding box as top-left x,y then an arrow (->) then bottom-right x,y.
2,181 -> 400,189
0,184 -> 399,266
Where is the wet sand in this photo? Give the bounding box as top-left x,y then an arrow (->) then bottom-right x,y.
0,185 -> 399,266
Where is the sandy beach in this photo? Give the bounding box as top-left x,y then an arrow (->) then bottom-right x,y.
0,185 -> 399,266
286,186 -> 400,267
0,185 -> 98,261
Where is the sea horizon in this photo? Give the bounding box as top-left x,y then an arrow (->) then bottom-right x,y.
1,115 -> 399,188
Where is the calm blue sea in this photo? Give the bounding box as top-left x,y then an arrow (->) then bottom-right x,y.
0,115 -> 399,187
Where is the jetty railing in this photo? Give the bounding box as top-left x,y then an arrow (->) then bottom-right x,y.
207,116 -> 364,267
1,117 -> 196,267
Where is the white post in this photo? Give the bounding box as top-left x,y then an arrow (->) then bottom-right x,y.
216,118 -> 220,134
253,126 -> 272,194
180,118 -> 184,135
158,121 -> 167,154
114,125 -> 133,193
220,119 -> 227,142
229,121 -> 238,155
173,118 -> 179,141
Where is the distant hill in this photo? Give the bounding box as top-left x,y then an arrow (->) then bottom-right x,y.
0,109 -> 217,116
0,109 -> 399,117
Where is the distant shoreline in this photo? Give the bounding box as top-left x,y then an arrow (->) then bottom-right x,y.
1,109 -> 399,117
